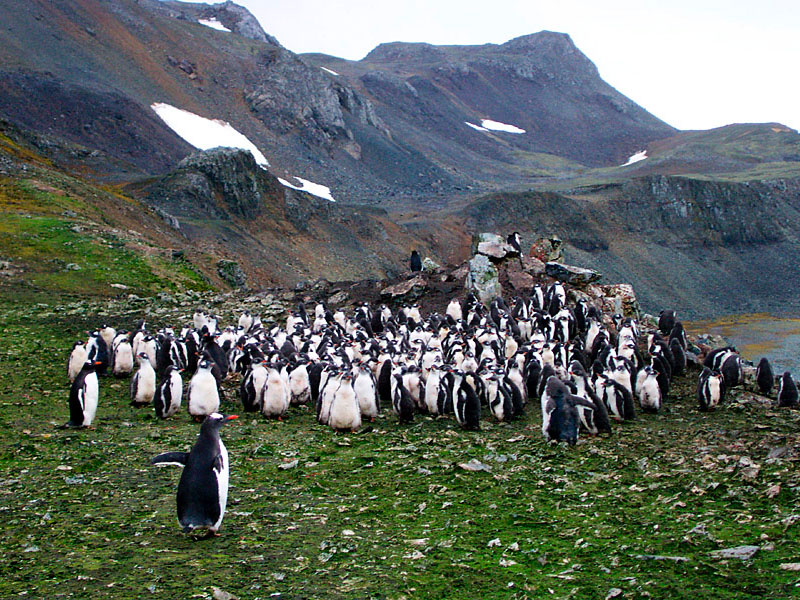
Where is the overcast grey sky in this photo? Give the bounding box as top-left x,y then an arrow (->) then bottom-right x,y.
233,0 -> 799,131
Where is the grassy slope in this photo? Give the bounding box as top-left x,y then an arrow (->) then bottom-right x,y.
0,296 -> 798,600
0,130 -> 214,302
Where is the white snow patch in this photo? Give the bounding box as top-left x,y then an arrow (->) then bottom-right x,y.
198,18 -> 231,32
480,119 -> 526,134
465,121 -> 489,132
622,150 -> 647,166
151,102 -> 269,166
278,177 -> 336,202
320,66 -> 340,76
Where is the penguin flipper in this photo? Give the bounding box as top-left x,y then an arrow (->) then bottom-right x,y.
151,452 -> 188,467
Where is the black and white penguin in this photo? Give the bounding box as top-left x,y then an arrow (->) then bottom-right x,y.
777,372 -> 799,408
288,360 -> 312,406
697,367 -> 723,412
130,352 -> 157,407
65,360 -> 100,428
154,365 -> 183,419
755,357 -> 774,396
506,231 -> 522,255
262,363 -> 290,419
187,359 -> 221,421
454,376 -> 481,431
409,250 -> 422,272
86,331 -> 109,376
68,341 -> 88,382
151,413 -> 238,536
240,363 -> 267,412
669,337 -> 686,376
391,373 -> 415,424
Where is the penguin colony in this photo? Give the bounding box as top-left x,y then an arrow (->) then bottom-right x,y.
66,290 -> 793,534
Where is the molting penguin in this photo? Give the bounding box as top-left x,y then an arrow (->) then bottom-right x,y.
755,357 -> 774,396
777,372 -> 799,408
68,341 -> 88,382
328,373 -> 362,432
154,365 -> 183,419
636,366 -> 662,413
188,359 -> 221,421
240,363 -> 268,413
151,413 -> 238,537
658,310 -> 676,336
111,337 -> 134,377
65,360 -> 101,428
130,352 -> 157,408
409,250 -> 422,272
261,363 -> 290,419
353,362 -> 379,420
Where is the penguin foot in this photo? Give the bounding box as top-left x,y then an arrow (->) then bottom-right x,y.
203,529 -> 219,539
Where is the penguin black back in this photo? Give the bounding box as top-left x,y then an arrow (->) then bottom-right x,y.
756,358 -> 774,396
409,250 -> 422,272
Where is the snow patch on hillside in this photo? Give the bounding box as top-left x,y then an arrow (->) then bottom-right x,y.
320,66 -> 340,76
480,119 -> 526,134
278,177 -> 336,202
151,103 -> 269,166
198,18 -> 231,32
465,122 -> 489,132
622,150 -> 647,166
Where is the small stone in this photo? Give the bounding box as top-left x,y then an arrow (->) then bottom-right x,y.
458,459 -> 492,472
780,563 -> 800,571
487,538 -> 501,547
212,587 -> 239,600
380,276 -> 427,300
278,459 -> 298,470
710,545 -> 760,560
605,589 -> 623,600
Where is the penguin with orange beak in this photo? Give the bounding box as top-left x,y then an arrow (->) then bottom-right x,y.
152,413 -> 238,536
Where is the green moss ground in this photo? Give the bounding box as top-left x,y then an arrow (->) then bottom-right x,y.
0,297 -> 798,599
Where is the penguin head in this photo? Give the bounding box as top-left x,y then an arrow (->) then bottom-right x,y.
203,413 -> 239,431
136,352 -> 149,363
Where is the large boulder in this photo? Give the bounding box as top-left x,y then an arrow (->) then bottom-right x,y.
471,233 -> 516,260
217,259 -> 247,289
545,262 -> 601,287
529,236 -> 563,262
381,275 -> 427,301
466,254 -> 501,304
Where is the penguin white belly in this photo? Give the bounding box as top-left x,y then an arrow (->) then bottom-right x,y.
354,374 -> 378,418
188,373 -> 220,416
424,375 -> 441,415
82,373 -> 99,426
329,387 -> 361,431
318,380 -> 338,424
212,441 -> 229,532
290,367 -> 310,405
113,343 -> 134,375
134,367 -> 157,405
166,373 -> 183,417
262,374 -> 289,417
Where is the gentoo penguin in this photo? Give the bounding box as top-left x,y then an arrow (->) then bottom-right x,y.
187,359 -> 220,421
328,373 -> 362,432
697,367 -> 723,412
409,250 -> 422,272
288,360 -> 311,406
65,360 -> 101,428
755,357 -> 774,396
111,337 -> 134,377
238,311 -> 253,334
130,352 -> 157,407
154,365 -> 183,419
86,331 -> 109,376
637,366 -> 662,413
68,341 -> 88,382
777,372 -> 799,408
151,413 -> 238,536
99,325 -> 117,352
542,377 -> 589,446
506,231 -> 522,254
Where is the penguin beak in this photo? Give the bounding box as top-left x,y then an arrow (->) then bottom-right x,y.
94,360 -> 103,366
224,415 -> 239,422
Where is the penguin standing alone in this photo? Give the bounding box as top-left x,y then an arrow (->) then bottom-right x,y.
65,360 -> 101,428
777,372 -> 799,408
409,250 -> 422,272
151,413 -> 238,536
756,358 -> 774,396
